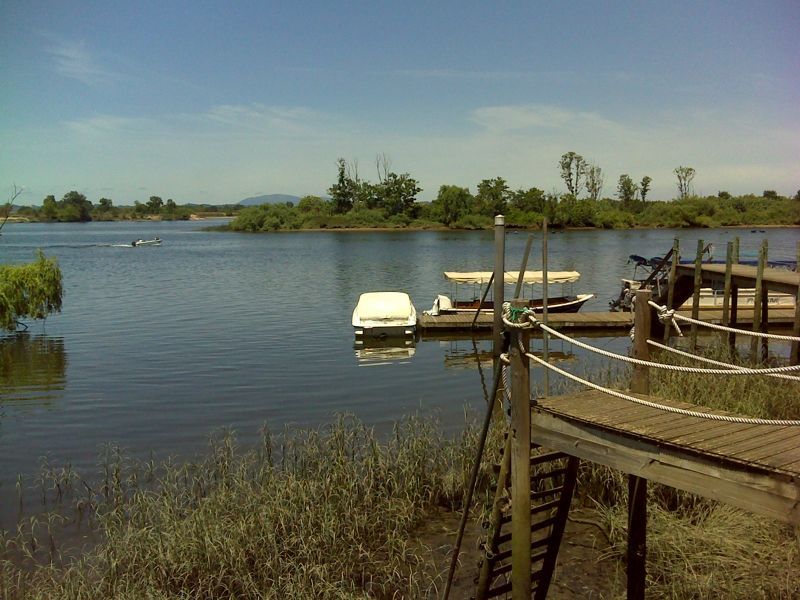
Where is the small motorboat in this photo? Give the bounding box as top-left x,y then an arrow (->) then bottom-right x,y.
424,271 -> 594,316
131,237 -> 162,247
352,292 -> 417,339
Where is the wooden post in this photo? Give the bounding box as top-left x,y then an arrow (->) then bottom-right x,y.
729,282 -> 739,355
792,241 -> 800,365
690,239 -> 704,350
722,241 -> 733,329
628,288 -> 650,599
733,236 -> 740,264
663,238 -> 679,343
632,289 -> 652,394
542,217 -> 550,397
493,215 -> 505,362
627,474 -> 647,600
510,313 -> 531,599
751,240 -> 766,361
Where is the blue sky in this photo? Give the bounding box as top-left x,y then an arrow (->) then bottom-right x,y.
2,1 -> 798,205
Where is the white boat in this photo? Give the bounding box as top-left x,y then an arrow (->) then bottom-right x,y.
613,277 -> 795,312
352,292 -> 417,338
131,237 -> 162,247
425,271 -> 594,316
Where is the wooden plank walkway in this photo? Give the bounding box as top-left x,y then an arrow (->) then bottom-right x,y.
530,389 -> 800,524
418,308 -> 797,332
676,263 -> 800,295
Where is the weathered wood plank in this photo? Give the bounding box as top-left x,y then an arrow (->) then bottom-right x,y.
530,409 -> 800,524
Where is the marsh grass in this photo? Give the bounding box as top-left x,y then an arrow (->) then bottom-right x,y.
575,339 -> 800,598
1,412 -> 502,599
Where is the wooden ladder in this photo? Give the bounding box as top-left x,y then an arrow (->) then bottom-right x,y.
474,441 -> 579,599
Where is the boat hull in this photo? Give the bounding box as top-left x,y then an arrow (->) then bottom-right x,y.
428,293 -> 594,316
352,292 -> 417,339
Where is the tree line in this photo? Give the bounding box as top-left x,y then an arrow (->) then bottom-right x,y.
6,191 -> 238,222
229,152 -> 799,232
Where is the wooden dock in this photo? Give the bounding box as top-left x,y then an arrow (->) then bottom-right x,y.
675,263 -> 800,295
418,308 -> 797,333
531,389 -> 800,524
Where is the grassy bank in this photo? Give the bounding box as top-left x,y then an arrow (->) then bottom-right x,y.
2,342 -> 798,598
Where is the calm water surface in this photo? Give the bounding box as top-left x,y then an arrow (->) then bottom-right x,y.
0,221 -> 797,527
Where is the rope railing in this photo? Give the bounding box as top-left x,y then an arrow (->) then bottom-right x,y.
648,300 -> 800,343
646,339 -> 800,382
500,304 -> 800,376
522,343 -> 800,426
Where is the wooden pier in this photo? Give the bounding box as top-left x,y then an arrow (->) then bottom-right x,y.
419,308 -> 796,333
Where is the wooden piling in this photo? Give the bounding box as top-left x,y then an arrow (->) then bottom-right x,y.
751,240 -> 766,361
631,289 -> 652,394
509,310 -> 531,599
663,238 -> 679,343
542,218 -> 550,397
690,240 -> 704,350
722,241 -> 733,329
791,240 -> 800,365
493,215 -> 505,362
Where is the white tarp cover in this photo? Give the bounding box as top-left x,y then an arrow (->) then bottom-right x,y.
354,292 -> 415,320
443,271 -> 581,285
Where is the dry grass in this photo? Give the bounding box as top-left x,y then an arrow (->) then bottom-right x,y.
1,412 -> 501,599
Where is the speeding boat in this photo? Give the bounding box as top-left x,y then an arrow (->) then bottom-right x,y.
131,237 -> 162,247
352,292 -> 417,339
425,271 -> 594,316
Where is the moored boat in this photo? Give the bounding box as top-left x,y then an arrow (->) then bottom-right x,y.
352,291 -> 417,338
425,271 -> 594,316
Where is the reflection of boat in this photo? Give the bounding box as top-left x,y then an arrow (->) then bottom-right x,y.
352,292 -> 417,338
353,337 -> 416,365
131,237 -> 161,247
425,271 -> 594,316
443,348 -> 575,370
611,254 -> 796,311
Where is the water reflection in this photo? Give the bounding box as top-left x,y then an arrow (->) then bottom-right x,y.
353,337 -> 416,366
0,334 -> 67,403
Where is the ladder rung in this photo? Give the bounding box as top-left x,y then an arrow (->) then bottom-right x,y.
531,467 -> 567,481
530,451 -> 567,466
531,498 -> 561,515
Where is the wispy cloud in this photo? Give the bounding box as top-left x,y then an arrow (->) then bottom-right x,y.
47,40 -> 117,85
470,104 -> 618,133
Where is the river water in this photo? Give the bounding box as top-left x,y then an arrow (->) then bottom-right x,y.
0,221 -> 797,528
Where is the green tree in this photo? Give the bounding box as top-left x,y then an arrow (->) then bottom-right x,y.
42,195 -> 58,220
718,191 -> 732,200
147,196 -> 164,213
0,251 -> 63,331
475,177 -> 510,216
435,185 -> 472,226
377,172 -> 421,216
60,191 -> 92,222
616,174 -> 638,207
674,166 -> 696,199
297,195 -> 329,215
559,152 -> 587,197
640,176 -> 652,203
794,190 -> 800,201
328,158 -> 356,214
510,187 -> 545,213
762,190 -> 778,199
97,198 -> 113,212
585,164 -> 604,201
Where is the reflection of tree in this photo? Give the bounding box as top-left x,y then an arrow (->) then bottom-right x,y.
0,335 -> 66,400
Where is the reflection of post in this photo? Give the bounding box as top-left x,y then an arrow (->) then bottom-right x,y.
493,215 -> 505,362
509,305 -> 531,599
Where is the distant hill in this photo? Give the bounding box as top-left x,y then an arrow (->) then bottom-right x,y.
238,194 -> 301,206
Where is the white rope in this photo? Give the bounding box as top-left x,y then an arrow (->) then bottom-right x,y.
648,300 -> 800,342
646,339 -> 800,382
523,349 -> 800,425
531,316 -> 800,375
